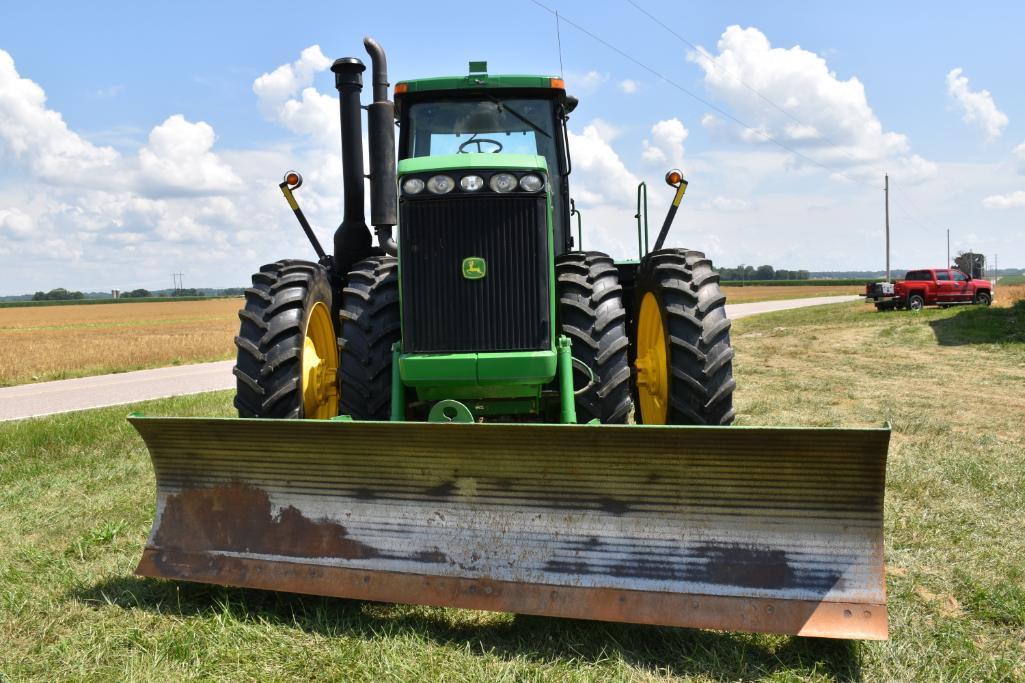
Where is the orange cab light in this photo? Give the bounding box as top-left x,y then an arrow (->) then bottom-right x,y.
394,82 -> 408,94
550,77 -> 565,90
665,169 -> 683,186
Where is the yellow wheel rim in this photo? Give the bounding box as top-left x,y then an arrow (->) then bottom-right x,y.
301,301 -> 339,419
635,292 -> 669,424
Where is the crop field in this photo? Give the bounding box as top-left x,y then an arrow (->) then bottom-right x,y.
720,284 -> 860,304
0,288 -> 866,387
0,299 -> 240,386
2,300 -> 1024,680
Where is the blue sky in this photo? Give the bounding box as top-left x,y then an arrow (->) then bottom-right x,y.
2,1 -> 1023,293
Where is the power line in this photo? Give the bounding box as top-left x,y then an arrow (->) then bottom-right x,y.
528,0 -> 880,190
537,0 -> 950,245
623,0 -> 877,174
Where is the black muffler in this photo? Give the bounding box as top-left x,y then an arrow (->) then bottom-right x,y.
330,57 -> 372,278
363,37 -> 398,256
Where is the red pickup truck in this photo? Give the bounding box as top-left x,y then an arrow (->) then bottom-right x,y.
865,268 -> 992,311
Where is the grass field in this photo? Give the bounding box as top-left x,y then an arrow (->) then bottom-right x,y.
3,300 -> 1024,680
0,299 -> 240,386
997,275 -> 1025,286
720,284 -> 860,304
0,287 -> 861,387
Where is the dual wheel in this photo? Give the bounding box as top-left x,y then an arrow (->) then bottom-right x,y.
234,249 -> 736,426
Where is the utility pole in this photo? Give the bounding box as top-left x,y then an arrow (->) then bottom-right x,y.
946,229 -> 950,267
884,174 -> 890,283
994,253 -> 998,299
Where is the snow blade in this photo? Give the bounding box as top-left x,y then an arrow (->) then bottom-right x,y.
129,416 -> 889,640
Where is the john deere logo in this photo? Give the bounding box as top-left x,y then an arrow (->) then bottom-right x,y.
462,257 -> 486,280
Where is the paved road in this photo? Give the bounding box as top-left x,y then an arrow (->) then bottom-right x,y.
0,294 -> 861,422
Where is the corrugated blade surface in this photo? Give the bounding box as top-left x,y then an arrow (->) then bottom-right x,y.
130,417 -> 889,639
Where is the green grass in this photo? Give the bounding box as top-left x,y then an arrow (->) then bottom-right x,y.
2,303 -> 1025,680
997,274 -> 1025,286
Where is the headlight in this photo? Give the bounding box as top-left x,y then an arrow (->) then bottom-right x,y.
402,177 -> 424,194
460,174 -> 484,191
489,173 -> 518,193
519,173 -> 544,192
426,175 -> 455,194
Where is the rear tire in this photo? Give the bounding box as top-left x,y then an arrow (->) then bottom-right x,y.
633,249 -> 735,426
555,251 -> 633,424
233,260 -> 337,419
338,256 -> 401,420
974,291 -> 992,306
908,294 -> 925,311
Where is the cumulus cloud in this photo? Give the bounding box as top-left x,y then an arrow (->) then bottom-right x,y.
982,191 -> 1025,209
701,196 -> 750,212
619,79 -> 639,94
0,49 -> 120,187
641,117 -> 688,167
946,68 -> 1007,141
569,70 -> 608,94
0,47 -> 279,292
689,26 -> 934,181
567,123 -> 638,206
253,45 -> 337,144
1014,141 -> 1025,174
138,115 -> 244,195
253,45 -> 331,109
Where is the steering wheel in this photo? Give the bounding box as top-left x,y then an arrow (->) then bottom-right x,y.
458,137 -> 504,154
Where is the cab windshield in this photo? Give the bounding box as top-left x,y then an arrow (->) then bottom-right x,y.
405,98 -> 562,169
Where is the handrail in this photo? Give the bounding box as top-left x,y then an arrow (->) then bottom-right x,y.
570,199 -> 582,251
635,182 -> 649,259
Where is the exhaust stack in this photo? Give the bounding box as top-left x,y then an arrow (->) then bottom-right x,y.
330,57 -> 373,277
363,37 -> 398,255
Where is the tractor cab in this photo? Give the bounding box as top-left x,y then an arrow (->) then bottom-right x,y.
395,66 -> 576,254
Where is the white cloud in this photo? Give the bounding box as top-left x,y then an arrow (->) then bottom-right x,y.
641,117 -> 688,167
689,26 -> 933,181
618,79 -> 639,94
252,45 -> 331,108
253,46 -> 337,144
1014,141 -> 1025,174
567,122 -> 638,206
0,206 -> 33,239
138,115 -> 244,195
569,70 -> 608,94
982,191 -> 1025,209
701,196 -> 751,212
946,68 -> 1008,141
0,49 -> 120,187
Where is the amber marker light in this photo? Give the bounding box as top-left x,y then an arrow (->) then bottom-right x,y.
665,169 -> 683,187
550,77 -> 565,89
394,82 -> 408,94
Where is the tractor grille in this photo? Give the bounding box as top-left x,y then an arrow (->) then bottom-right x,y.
399,195 -> 550,353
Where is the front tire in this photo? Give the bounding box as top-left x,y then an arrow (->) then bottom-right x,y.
632,249 -> 735,426
555,251 -> 633,423
338,256 -> 401,420
233,260 -> 338,419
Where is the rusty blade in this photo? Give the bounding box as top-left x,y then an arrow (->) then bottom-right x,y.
129,417 -> 890,640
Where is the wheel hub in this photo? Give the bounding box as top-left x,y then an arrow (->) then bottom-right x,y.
302,301 -> 339,418
635,292 -> 669,424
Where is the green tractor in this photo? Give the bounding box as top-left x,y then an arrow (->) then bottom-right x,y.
130,38 -> 890,640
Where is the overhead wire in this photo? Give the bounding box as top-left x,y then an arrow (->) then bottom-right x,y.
535,0 -> 946,242
528,0 -> 880,191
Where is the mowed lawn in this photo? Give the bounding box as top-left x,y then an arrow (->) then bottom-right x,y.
0,286 -> 864,388
0,299 -> 240,386
2,300 -> 1024,680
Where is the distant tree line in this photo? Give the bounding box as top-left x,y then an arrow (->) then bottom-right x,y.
717,265 -> 811,281
32,288 -> 85,301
